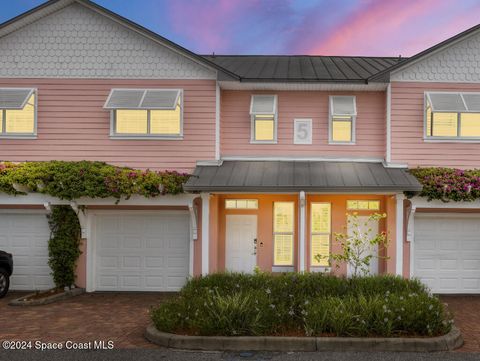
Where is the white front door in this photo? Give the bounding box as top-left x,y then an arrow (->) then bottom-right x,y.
225,215 -> 257,273
347,215 -> 379,277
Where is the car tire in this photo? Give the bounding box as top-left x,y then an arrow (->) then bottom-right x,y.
0,268 -> 9,299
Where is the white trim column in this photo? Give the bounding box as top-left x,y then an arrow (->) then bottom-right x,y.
395,193 -> 405,276
201,193 -> 210,276
299,191 -> 306,272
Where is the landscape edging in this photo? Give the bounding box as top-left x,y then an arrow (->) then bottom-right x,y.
145,325 -> 463,352
9,288 -> 85,306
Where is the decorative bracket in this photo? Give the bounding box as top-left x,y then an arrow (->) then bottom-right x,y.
406,205 -> 416,243
188,202 -> 198,241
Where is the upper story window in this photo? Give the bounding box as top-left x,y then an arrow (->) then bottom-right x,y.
0,88 -> 36,138
104,89 -> 183,139
329,96 -> 356,144
425,92 -> 480,140
250,95 -> 277,143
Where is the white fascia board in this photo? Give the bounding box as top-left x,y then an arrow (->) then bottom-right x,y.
410,196 -> 480,209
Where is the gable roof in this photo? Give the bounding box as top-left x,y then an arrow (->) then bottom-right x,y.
0,0 -> 240,80
369,23 -> 480,82
202,55 -> 404,83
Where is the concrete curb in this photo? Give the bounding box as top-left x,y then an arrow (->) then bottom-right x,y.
9,288 -> 85,306
145,325 -> 463,352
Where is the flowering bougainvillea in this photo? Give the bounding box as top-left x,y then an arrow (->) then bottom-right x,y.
409,167 -> 480,202
0,161 -> 190,201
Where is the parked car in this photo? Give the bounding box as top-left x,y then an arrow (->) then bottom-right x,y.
0,250 -> 13,298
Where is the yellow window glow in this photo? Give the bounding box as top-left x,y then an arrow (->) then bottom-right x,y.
115,110 -> 148,134
274,234 -> 293,266
460,113 -> 480,137
347,200 -> 380,211
332,116 -> 352,142
5,94 -> 35,133
254,115 -> 275,141
0,110 -> 3,133
150,100 -> 181,135
273,202 -> 294,266
311,203 -> 331,267
431,112 -> 458,137
426,106 -> 432,136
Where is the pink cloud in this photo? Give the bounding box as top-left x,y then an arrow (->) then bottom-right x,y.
303,0 -> 449,56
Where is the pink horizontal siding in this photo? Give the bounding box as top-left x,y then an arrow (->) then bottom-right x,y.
391,82 -> 480,168
220,90 -> 386,158
0,78 -> 216,172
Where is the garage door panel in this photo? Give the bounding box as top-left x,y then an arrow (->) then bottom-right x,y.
95,212 -> 189,292
414,214 -> 480,294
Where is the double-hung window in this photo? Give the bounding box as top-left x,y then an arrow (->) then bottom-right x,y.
310,203 -> 331,267
425,92 -> 480,140
0,88 -> 36,137
104,89 -> 183,138
250,95 -> 277,143
273,202 -> 294,266
329,95 -> 356,144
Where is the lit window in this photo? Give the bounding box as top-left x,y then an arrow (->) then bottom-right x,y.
105,89 -> 182,137
250,95 -> 277,142
347,200 -> 380,211
0,89 -> 36,136
330,96 -> 356,143
311,203 -> 331,267
225,199 -> 258,209
425,92 -> 480,139
273,202 -> 294,266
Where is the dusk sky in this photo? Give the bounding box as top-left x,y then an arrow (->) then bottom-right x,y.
1,0 -> 480,56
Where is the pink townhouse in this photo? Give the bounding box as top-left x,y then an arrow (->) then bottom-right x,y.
0,0 -> 479,294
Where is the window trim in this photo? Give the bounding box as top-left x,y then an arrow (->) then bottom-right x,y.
310,202 -> 331,267
424,91 -> 480,142
250,94 -> 278,144
0,88 -> 37,139
329,95 -> 357,144
272,201 -> 295,267
109,90 -> 184,140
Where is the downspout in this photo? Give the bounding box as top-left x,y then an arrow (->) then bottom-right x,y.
386,83 -> 392,164
215,82 -> 220,161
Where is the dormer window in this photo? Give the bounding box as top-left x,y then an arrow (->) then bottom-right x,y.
250,95 -> 277,143
104,89 -> 183,139
0,88 -> 36,138
329,96 -> 356,144
425,92 -> 480,139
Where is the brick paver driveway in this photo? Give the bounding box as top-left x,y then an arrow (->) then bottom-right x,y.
441,295 -> 480,352
0,292 -> 478,352
0,292 -> 173,348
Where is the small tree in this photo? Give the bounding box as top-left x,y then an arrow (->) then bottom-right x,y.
315,212 -> 389,277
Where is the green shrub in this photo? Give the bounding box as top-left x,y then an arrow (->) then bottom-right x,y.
151,273 -> 452,337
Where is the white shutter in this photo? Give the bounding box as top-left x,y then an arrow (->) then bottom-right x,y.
427,93 -> 466,112
140,89 -> 180,109
462,93 -> 480,112
0,88 -> 34,109
104,89 -> 144,109
250,95 -> 277,114
330,96 -> 356,116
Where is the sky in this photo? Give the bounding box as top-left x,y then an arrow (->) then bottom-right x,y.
1,0 -> 480,56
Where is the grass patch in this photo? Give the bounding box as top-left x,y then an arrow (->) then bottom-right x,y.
151,273 -> 453,337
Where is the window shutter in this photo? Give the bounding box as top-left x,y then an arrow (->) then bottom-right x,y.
427,93 -> 466,112
140,90 -> 180,109
250,95 -> 277,114
462,93 -> 480,112
331,96 -> 356,116
104,89 -> 144,109
0,88 -> 34,109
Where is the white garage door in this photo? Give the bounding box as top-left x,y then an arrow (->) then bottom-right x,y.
414,213 -> 480,294
0,212 -> 54,291
94,212 -> 190,291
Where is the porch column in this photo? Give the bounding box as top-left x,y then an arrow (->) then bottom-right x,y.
395,193 -> 405,276
299,191 -> 306,272
201,193 -> 210,276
